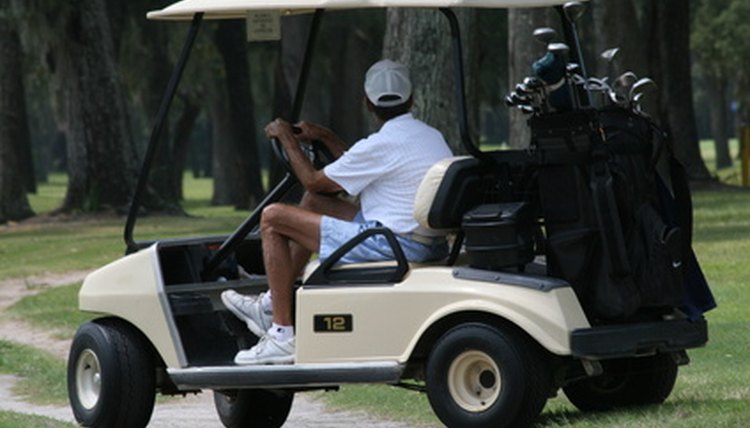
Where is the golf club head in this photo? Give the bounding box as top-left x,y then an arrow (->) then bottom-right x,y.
629,77 -> 657,98
523,76 -> 545,90
563,1 -> 586,23
533,27 -> 557,45
566,63 -> 581,74
614,71 -> 638,91
510,91 -> 533,104
516,83 -> 531,96
587,77 -> 611,92
505,94 -> 516,107
548,42 -> 570,57
519,105 -> 536,115
600,47 -> 620,63
608,91 -> 628,107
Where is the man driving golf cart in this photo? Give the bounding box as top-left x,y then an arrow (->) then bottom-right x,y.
222,59 -> 453,365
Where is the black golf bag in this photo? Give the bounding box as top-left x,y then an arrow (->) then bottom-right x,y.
529,108 -> 688,322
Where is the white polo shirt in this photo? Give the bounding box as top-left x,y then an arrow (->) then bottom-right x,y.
324,113 -> 452,234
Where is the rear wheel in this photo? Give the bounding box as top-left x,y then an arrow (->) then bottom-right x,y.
425,323 -> 551,428
67,319 -> 156,428
563,353 -> 678,411
213,389 -> 294,428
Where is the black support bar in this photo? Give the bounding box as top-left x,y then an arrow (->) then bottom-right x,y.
124,13 -> 204,254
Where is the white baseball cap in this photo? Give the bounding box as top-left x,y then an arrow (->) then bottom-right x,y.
364,59 -> 412,107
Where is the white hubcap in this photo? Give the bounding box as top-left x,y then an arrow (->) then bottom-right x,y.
447,350 -> 501,412
76,349 -> 102,410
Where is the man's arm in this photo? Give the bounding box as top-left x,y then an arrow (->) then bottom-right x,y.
265,119 -> 343,194
295,121 -> 348,159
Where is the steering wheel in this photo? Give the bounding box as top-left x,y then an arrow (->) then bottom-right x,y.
270,127 -> 336,176
271,137 -> 293,174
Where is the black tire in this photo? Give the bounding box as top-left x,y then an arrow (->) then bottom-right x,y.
563,353 -> 678,412
425,323 -> 551,428
213,389 -> 294,428
67,319 -> 156,428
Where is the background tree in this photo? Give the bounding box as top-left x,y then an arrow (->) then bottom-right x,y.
693,0 -> 750,165
212,20 -> 264,209
383,8 -> 477,153
267,14 -> 314,186
43,0 -> 139,212
326,11 -> 385,143
650,0 -> 711,181
0,8 -> 33,223
507,7 -> 556,148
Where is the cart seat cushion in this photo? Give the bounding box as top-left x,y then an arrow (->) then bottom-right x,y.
414,156 -> 483,230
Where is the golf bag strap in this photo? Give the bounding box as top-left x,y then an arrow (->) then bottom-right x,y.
589,126 -> 632,278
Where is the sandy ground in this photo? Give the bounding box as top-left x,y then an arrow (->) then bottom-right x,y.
0,271 -> 420,427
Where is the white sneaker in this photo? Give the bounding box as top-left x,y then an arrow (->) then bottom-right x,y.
221,290 -> 273,337
234,335 -> 295,365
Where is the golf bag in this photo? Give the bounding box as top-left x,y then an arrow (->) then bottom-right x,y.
530,108 -> 687,322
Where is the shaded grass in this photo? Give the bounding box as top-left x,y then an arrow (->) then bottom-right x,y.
5,283 -> 91,340
0,174 -> 247,279
0,340 -> 67,406
0,411 -> 76,428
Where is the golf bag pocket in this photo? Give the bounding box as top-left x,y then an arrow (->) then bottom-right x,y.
545,227 -> 598,299
629,204 -> 685,309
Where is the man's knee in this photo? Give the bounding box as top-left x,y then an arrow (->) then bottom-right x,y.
261,203 -> 287,232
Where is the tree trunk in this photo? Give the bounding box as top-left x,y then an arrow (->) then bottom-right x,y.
0,16 -> 33,222
269,14 -> 313,186
215,20 -> 264,209
47,1 -> 137,212
653,0 -> 711,181
172,100 -> 201,200
507,8 -> 557,148
383,9 -> 476,153
210,90 -> 238,206
707,74 -> 732,169
138,8 -> 182,210
328,25 -> 371,144
592,0 -> 648,79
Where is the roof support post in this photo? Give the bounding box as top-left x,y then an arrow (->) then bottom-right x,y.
124,13 -> 204,253
439,8 -> 484,158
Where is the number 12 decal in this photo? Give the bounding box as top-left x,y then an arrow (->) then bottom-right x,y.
314,314 -> 353,332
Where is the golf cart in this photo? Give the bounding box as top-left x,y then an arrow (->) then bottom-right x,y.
67,1 -> 712,427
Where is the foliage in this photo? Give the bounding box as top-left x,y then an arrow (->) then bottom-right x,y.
692,0 -> 750,106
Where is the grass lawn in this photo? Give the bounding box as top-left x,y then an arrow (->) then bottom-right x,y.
0,340 -> 67,406
2,165 -> 749,426
0,411 -> 76,428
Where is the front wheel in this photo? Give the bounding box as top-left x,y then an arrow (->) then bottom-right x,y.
67,319 -> 156,428
426,323 -> 551,428
563,353 -> 678,411
213,389 -> 294,428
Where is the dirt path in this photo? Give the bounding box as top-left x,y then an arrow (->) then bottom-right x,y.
0,271 -> 421,427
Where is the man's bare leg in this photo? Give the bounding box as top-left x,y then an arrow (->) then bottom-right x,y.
288,192 -> 359,277
261,202 -> 337,326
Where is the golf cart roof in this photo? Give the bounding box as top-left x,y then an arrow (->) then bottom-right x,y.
148,0 -> 583,20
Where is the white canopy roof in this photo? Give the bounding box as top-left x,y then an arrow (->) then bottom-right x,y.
148,0 -> 584,20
